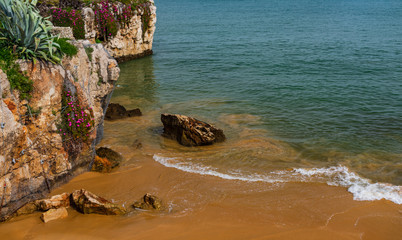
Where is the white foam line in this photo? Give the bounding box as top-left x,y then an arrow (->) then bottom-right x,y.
153,154 -> 402,204
293,166 -> 402,204
153,155 -> 283,183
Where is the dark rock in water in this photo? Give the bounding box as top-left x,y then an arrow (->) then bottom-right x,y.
161,113 -> 226,146
132,139 -> 142,149
91,156 -> 113,173
105,103 -> 142,120
133,193 -> 163,210
95,147 -> 123,169
70,189 -> 126,215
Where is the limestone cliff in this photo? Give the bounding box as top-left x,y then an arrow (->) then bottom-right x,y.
0,40 -> 119,220
82,0 -> 157,62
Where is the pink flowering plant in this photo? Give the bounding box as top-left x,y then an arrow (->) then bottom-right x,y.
60,89 -> 95,143
92,0 -> 134,40
50,8 -> 86,39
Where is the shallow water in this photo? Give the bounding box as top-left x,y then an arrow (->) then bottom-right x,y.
111,0 -> 402,203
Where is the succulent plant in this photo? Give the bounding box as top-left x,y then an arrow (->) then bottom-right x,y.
0,0 -> 62,63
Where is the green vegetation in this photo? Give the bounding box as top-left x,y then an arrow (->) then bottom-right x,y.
55,38 -> 78,57
0,41 -> 33,100
0,0 -> 62,63
85,46 -> 94,61
27,104 -> 42,116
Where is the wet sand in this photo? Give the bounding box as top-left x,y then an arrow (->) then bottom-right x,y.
0,155 -> 401,240
0,116 -> 401,240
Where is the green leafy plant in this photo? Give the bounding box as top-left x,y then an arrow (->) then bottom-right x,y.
55,38 -> 78,57
0,41 -> 33,100
0,0 -> 62,63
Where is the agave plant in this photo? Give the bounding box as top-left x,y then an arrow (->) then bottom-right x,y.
0,0 -> 62,63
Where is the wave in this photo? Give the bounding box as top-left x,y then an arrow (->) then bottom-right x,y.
153,154 -> 402,204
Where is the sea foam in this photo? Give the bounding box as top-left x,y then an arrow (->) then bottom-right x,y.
153,154 -> 402,204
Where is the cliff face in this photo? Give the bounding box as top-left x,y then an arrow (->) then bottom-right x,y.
82,1 -> 157,62
0,41 -> 119,220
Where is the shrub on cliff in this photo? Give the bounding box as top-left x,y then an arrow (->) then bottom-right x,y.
0,41 -> 33,100
54,38 -> 78,57
0,0 -> 63,63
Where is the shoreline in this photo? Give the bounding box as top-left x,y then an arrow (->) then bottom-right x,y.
0,112 -> 401,239
0,153 -> 401,240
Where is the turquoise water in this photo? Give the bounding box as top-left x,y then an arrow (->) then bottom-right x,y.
114,0 -> 402,190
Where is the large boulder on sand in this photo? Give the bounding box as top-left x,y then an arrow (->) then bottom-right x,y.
70,189 -> 126,215
161,114 -> 226,146
105,103 -> 142,120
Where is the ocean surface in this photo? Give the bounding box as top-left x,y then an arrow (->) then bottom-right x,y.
113,0 -> 402,204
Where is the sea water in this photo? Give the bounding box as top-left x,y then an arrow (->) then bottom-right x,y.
113,0 -> 402,204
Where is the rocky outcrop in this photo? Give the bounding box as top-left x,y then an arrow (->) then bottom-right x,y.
81,0 -> 157,62
161,114 -> 226,146
133,193 -> 163,210
41,207 -> 68,223
70,189 -> 125,215
0,40 -> 119,220
51,26 -> 74,39
105,103 -> 142,120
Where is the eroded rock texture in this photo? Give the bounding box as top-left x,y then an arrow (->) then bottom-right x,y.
71,189 -> 125,215
0,40 -> 119,220
161,114 -> 226,146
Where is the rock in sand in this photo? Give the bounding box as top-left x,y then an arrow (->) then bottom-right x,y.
70,189 -> 126,215
36,193 -> 70,211
41,207 -> 68,223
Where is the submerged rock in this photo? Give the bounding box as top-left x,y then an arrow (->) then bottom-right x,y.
36,193 -> 70,211
161,114 -> 226,146
133,193 -> 163,210
92,155 -> 113,173
41,207 -> 68,223
70,189 -> 126,215
95,147 -> 123,169
105,103 -> 142,120
132,139 -> 142,149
